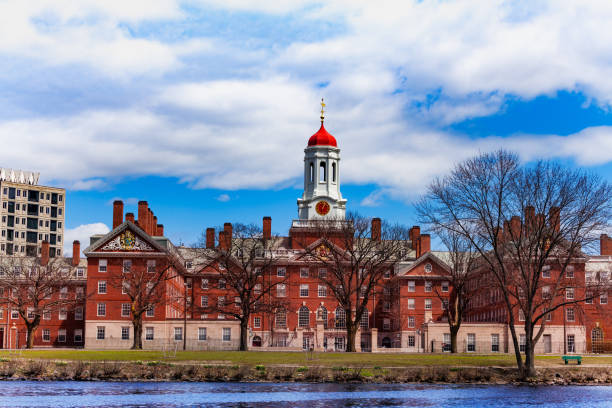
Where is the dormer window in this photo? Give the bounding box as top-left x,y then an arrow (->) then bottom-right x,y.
319,161 -> 326,182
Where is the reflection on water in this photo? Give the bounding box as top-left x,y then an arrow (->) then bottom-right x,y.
0,381 -> 611,408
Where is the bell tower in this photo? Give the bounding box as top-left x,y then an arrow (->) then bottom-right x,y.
297,99 -> 347,220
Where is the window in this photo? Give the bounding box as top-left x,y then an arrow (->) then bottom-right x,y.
74,329 -> 83,343
98,259 -> 107,272
545,308 -> 552,321
198,327 -> 207,341
97,303 -> 106,317
298,306 -> 310,327
519,309 -> 525,321
300,284 -> 309,297
467,333 -> 476,352
601,292 -> 608,305
201,296 -> 208,307
123,260 -> 132,273
147,260 -> 156,273
122,303 -> 131,317
254,317 -> 261,328
318,268 -> 327,278
218,279 -> 226,289
174,327 -> 183,341
442,300 -> 448,310
383,318 -> 391,331
309,162 -> 314,183
408,335 -> 416,347
566,307 -> 575,322
27,307 -> 35,319
383,301 -> 390,312
75,307 -> 83,321
425,281 -> 432,292
542,265 -> 551,278
567,334 -> 576,353
542,285 -> 551,299
43,310 -> 51,320
408,281 -> 415,292
186,278 -> 192,289
121,327 -> 130,340
97,326 -> 105,340
424,263 -> 432,273
442,281 -> 449,292
319,161 -> 326,182
300,268 -> 309,278
146,305 -> 154,317
276,284 -> 286,297
253,283 -> 261,294
360,286 -> 368,298
566,265 -> 574,278
408,316 -> 415,328
42,329 -> 50,342
277,267 -> 286,277
218,296 -> 225,308
145,327 -> 154,341
566,287 -> 574,300
491,334 -> 500,352
335,307 -> 345,328
76,267 -> 85,278
122,281 -> 130,294
221,326 -> 233,342
201,279 -> 209,290
384,269 -> 391,278
98,280 -> 107,294
425,298 -> 432,310
59,308 -> 67,320
360,310 -> 369,329
408,298 -> 415,309
276,309 -> 287,328
55,328 -> 64,343
586,292 -> 593,304
332,162 -> 336,182
318,285 -> 327,297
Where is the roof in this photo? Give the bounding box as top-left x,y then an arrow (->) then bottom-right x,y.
308,123 -> 337,147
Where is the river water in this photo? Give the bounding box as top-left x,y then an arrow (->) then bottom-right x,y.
0,381 -> 611,407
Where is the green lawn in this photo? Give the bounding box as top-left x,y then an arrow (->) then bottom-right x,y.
1,350 -> 610,367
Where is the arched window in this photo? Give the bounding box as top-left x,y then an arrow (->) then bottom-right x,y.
275,309 -> 286,329
360,309 -> 369,329
319,161 -> 326,182
298,306 -> 310,327
317,306 -> 328,328
252,336 -> 262,347
332,162 -> 336,182
335,306 -> 346,329
309,162 -> 314,183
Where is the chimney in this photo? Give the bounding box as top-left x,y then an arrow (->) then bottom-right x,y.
153,216 -> 158,236
41,240 -> 49,266
510,216 -> 521,239
125,212 -> 135,223
503,220 -> 511,240
219,231 -> 227,250
549,207 -> 560,233
419,234 -> 431,256
410,226 -> 421,250
493,227 -> 503,244
224,223 -> 233,249
601,234 -> 612,256
206,228 -> 215,249
524,206 -> 535,233
263,217 -> 272,240
371,218 -> 381,241
72,240 -> 80,266
148,209 -> 154,235
138,201 -> 149,233
157,224 -> 164,236
113,200 -> 124,229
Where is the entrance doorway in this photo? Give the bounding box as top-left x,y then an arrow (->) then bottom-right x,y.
543,334 -> 552,353
592,328 -> 604,353
252,336 -> 262,347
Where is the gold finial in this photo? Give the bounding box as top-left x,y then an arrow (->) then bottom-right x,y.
320,98 -> 326,123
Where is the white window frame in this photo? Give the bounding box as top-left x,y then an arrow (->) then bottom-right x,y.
97,303 -> 106,317
98,259 -> 107,273
300,284 -> 309,297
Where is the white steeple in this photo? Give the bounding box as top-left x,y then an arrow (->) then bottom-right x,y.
297,99 -> 347,220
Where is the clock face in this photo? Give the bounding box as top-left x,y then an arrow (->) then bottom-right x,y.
315,200 -> 331,216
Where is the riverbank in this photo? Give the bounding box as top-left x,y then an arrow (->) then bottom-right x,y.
1,358 -> 611,385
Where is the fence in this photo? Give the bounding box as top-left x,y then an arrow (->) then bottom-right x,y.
430,339 -> 586,354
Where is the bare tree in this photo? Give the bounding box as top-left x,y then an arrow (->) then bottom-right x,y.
190,223 -> 287,351
432,229 -> 481,353
298,213 -> 409,352
106,255 -> 183,349
417,150 -> 612,378
0,255 -> 82,348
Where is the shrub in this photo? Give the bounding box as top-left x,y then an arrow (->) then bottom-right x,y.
255,364 -> 265,371
23,360 -> 47,377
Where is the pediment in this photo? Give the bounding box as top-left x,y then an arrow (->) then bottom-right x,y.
84,221 -> 165,254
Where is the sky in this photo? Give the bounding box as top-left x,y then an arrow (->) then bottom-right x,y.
2,0 -> 612,255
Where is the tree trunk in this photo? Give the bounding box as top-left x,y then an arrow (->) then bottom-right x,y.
25,324 -> 36,349
522,325 -> 537,379
450,325 -> 459,353
132,316 -> 143,349
508,322 -> 525,375
239,318 -> 249,351
345,321 -> 357,352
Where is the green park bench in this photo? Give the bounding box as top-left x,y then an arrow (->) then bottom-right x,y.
562,355 -> 582,365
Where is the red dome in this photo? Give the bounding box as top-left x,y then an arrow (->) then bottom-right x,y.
308,123 -> 337,147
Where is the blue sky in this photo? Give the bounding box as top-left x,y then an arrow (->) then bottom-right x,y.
2,1 -> 612,254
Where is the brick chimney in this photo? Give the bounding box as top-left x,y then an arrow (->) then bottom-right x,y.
549,207 -> 560,233
601,234 -> 612,256
224,223 -> 233,249
263,217 -> 271,240
206,228 -> 215,249
219,231 -> 227,250
125,212 -> 135,223
148,209 -> 154,235
41,240 -> 49,266
419,234 -> 431,256
138,201 -> 149,233
410,226 -> 420,250
524,206 -> 535,234
510,216 -> 521,239
371,217 -> 381,241
157,224 -> 164,236
112,200 -> 124,229
72,240 -> 80,266
153,216 -> 158,236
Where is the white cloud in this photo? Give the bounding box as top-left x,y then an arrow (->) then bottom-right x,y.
63,222 -> 110,257
216,193 -> 231,202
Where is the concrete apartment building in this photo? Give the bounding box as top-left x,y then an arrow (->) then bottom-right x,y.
0,168 -> 66,257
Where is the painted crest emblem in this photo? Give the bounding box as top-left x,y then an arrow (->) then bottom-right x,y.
120,230 -> 136,250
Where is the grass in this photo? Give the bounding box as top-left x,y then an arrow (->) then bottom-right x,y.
1,349 -> 611,368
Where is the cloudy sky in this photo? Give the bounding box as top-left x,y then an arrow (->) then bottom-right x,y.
2,0 -> 612,254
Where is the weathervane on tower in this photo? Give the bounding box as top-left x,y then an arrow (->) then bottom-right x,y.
320,98 -> 325,123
